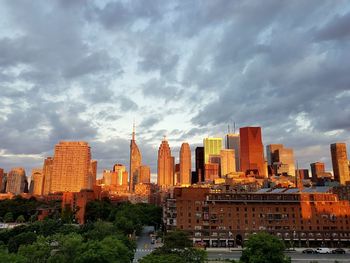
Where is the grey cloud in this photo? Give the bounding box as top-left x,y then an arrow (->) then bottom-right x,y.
140,115 -> 163,129
142,78 -> 183,101
119,96 -> 138,111
315,11 -> 350,41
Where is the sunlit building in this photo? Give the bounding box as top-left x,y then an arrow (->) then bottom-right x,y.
220,149 -> 235,176
266,144 -> 295,176
51,141 -> 92,193
157,138 -> 174,188
31,168 -> 44,195
129,124 -> 142,192
42,157 -> 54,195
180,142 -> 191,185
310,162 -> 325,182
204,163 -> 219,182
103,170 -> 118,186
204,138 -> 222,164
240,127 -> 265,177
226,134 -> 240,171
138,165 -> 151,184
113,164 -> 127,185
331,143 -> 350,185
6,167 -> 27,195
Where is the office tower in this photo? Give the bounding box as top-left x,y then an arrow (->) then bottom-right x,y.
103,170 -> 118,185
240,127 -> 265,177
331,143 -> 350,185
113,164 -> 127,185
89,160 -> 97,188
209,154 -> 221,176
204,138 -> 222,164
310,162 -> 325,182
204,163 -> 219,181
31,168 -> 44,195
220,149 -> 235,176
226,133 -> 240,171
122,171 -> 129,186
6,167 -> 27,194
157,138 -> 174,187
51,141 -> 91,193
296,169 -> 310,180
42,157 -> 54,195
129,124 -> 142,192
195,147 -> 205,182
180,142 -> 191,185
137,165 -> 151,184
266,144 -> 295,176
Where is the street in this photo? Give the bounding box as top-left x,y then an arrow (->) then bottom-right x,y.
207,251 -> 350,263
133,226 -> 156,263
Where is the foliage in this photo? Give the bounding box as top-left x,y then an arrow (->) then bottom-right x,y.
162,230 -> 193,251
4,212 -> 14,222
16,215 -> 26,223
0,196 -> 45,221
140,248 -> 206,263
0,249 -> 26,263
240,232 -> 291,263
8,232 -> 37,253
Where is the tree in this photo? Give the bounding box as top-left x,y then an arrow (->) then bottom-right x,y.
18,236 -> 51,263
162,230 -> 193,250
0,249 -> 26,263
8,232 -> 37,253
4,212 -> 14,223
240,232 -> 291,263
16,215 -> 26,223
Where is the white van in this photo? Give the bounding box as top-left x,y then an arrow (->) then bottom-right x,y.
315,248 -> 331,254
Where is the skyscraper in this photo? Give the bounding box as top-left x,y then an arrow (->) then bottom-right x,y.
137,165 -> 151,184
129,124 -> 142,192
226,133 -> 240,171
42,157 -> 54,195
113,164 -> 127,185
31,168 -> 44,195
51,141 -> 91,193
89,160 -> 97,188
220,149 -> 235,176
266,144 -> 295,176
0,168 -> 4,193
331,143 -> 350,185
240,127 -> 265,177
204,138 -> 222,164
6,167 -> 27,194
310,162 -> 325,182
157,138 -> 174,188
195,147 -> 205,183
180,142 -> 191,185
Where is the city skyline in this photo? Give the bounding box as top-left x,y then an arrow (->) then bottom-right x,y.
0,1 -> 350,177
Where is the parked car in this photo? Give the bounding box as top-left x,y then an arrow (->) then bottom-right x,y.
332,248 -> 346,254
315,248 -> 331,254
302,248 -> 315,254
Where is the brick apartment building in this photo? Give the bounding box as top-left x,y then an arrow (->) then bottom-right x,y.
164,186 -> 350,248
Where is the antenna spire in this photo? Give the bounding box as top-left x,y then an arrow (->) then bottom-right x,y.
132,120 -> 136,141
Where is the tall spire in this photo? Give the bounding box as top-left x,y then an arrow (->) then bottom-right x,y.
132,120 -> 136,141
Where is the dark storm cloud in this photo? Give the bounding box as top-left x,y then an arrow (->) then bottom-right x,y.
142,78 -> 183,101
315,11 -> 350,41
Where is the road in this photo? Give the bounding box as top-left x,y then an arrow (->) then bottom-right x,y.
133,226 -> 156,263
207,251 -> 350,263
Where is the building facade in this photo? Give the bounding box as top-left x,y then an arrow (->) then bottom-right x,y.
6,167 -> 27,195
331,143 -> 350,185
204,138 -> 222,164
180,142 -> 191,185
31,168 -> 44,195
226,134 -> 240,171
50,141 -> 92,193
240,127 -> 265,177
220,149 -> 236,176
195,147 -> 205,183
129,125 -> 142,192
157,138 -> 174,188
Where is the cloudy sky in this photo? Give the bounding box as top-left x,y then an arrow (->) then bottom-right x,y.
0,0 -> 350,179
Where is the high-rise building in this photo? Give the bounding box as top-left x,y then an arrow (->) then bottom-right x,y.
89,160 -> 97,188
296,169 -> 310,180
6,167 -> 27,194
226,134 -> 240,171
266,144 -> 295,176
42,157 -> 54,195
137,165 -> 151,184
195,147 -> 205,183
180,142 -> 191,185
331,143 -> 350,185
310,162 -> 325,182
103,170 -> 118,185
113,164 -> 127,185
175,163 -> 180,185
204,163 -> 219,182
204,138 -> 222,164
31,168 -> 44,195
51,141 -> 91,193
157,138 -> 174,188
129,124 -> 142,192
240,127 -> 265,177
220,149 -> 235,176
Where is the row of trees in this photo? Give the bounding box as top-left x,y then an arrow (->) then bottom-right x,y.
0,201 -> 162,262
